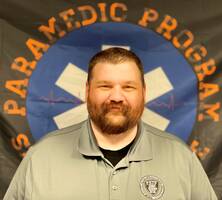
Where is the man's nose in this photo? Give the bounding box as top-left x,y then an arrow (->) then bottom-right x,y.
109,87 -> 125,102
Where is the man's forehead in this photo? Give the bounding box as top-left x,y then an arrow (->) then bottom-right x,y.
88,60 -> 144,87
94,80 -> 139,85
94,60 -> 137,67
92,61 -> 140,73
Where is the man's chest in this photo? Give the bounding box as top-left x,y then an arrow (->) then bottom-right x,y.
30,157 -> 190,200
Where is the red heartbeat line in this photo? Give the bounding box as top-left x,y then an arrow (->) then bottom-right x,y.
149,94 -> 195,111
37,92 -> 194,111
38,91 -> 82,105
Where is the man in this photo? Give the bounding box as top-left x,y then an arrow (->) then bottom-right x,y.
4,47 -> 217,200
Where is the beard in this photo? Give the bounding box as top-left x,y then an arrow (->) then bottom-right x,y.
87,96 -> 144,135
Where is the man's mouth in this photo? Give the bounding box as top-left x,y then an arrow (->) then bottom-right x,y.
108,105 -> 123,112
103,103 -> 127,114
110,105 -> 121,109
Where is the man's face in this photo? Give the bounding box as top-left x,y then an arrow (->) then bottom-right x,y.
86,61 -> 145,134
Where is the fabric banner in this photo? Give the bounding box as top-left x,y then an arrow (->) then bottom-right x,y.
0,0 -> 221,199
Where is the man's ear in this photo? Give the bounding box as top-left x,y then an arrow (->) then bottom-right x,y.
143,83 -> 146,103
85,81 -> 89,102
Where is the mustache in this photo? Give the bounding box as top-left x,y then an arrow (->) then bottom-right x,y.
102,102 -> 129,113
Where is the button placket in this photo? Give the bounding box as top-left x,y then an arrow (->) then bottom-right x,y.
112,171 -> 117,175
109,170 -> 121,199
112,185 -> 118,190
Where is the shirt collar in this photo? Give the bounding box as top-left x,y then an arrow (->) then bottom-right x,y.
77,119 -> 103,157
128,121 -> 153,162
77,119 -> 153,161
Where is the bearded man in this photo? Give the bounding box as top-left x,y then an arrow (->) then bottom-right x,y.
4,47 -> 217,200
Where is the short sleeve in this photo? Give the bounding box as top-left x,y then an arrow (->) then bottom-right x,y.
191,152 -> 218,200
3,148 -> 33,200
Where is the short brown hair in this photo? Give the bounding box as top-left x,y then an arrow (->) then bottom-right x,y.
87,47 -> 145,86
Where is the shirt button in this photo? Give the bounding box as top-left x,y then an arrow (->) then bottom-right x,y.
112,185 -> 118,190
112,171 -> 117,175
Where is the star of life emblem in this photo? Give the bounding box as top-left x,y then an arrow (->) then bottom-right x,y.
140,175 -> 165,199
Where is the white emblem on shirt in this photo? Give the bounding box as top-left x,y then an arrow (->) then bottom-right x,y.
140,175 -> 165,199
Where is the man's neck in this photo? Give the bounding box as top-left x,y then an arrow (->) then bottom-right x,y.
90,120 -> 138,150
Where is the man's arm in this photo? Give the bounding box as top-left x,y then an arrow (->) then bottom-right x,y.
191,152 -> 218,200
3,149 -> 32,200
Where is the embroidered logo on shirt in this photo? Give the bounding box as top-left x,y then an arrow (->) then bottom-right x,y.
140,175 -> 165,199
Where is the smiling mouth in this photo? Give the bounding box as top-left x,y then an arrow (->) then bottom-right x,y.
107,110 -> 125,118
109,106 -> 122,111
104,103 -> 127,114
111,106 -> 121,109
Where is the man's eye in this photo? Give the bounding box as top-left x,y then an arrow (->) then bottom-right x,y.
123,86 -> 136,90
99,85 -> 111,89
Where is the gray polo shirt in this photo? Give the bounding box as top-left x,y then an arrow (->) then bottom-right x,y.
4,119 -> 217,200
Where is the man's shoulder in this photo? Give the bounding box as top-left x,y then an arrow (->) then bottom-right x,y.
142,122 -> 184,142
39,120 -> 85,141
27,120 -> 87,157
141,122 -> 191,152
